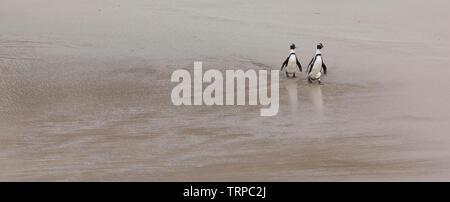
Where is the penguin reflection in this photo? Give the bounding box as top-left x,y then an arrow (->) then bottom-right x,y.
285,79 -> 298,112
307,85 -> 324,114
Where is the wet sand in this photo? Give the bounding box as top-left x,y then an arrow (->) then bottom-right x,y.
1,0 -> 450,181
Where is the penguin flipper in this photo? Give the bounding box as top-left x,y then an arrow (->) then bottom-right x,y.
281,56 -> 289,71
322,62 -> 327,74
307,57 -> 315,74
296,57 -> 302,72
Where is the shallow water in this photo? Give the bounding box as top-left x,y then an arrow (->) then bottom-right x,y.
1,0 -> 450,181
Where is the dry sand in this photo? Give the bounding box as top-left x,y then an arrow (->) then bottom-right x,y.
1,0 -> 450,181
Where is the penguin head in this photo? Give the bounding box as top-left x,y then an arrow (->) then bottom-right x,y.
290,43 -> 296,50
317,43 -> 324,50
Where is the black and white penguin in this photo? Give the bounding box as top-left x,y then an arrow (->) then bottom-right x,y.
306,43 -> 327,84
281,43 -> 302,77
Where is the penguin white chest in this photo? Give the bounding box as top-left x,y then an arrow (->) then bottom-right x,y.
286,55 -> 297,73
309,56 -> 322,79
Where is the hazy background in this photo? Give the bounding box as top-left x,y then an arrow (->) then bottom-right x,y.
1,0 -> 450,181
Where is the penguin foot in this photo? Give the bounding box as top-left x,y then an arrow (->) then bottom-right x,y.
285,72 -> 289,77
318,79 -> 324,85
307,78 -> 312,83
293,73 -> 296,78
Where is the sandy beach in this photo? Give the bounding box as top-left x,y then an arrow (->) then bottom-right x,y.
1,0 -> 450,181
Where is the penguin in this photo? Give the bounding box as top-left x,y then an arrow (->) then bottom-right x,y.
281,43 -> 302,78
306,43 -> 327,84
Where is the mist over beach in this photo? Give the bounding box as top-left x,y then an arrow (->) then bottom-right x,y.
1,0 -> 450,181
